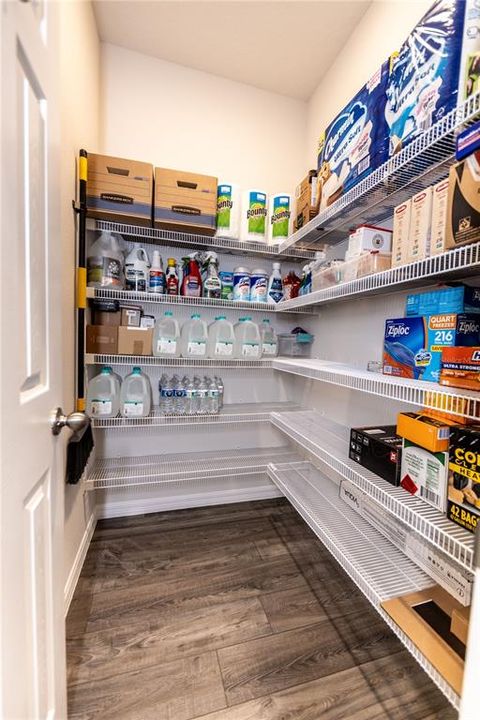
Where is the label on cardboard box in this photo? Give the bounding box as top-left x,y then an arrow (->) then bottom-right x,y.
391,200 -> 411,267
339,480 -> 472,604
440,346 -> 480,391
430,179 -> 449,255
400,439 -> 448,512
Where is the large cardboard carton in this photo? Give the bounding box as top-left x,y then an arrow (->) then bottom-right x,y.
117,327 -> 153,356
86,325 -> 118,354
294,171 -> 318,230
349,426 -> 402,486
154,168 -> 217,236
87,154 -> 153,226
446,151 -> 480,249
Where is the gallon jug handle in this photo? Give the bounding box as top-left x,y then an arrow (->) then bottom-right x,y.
139,248 -> 149,263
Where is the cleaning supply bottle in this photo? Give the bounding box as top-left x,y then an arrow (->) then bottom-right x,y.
86,366 -> 121,417
180,313 -> 208,358
203,252 -> 221,299
267,262 -> 284,304
152,311 -> 180,357
87,232 -> 125,288
120,367 -> 152,417
165,258 -> 179,296
149,250 -> 165,294
181,253 -> 202,297
125,246 -> 150,292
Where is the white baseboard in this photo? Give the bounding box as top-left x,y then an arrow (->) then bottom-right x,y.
64,508 -> 97,615
97,484 -> 282,519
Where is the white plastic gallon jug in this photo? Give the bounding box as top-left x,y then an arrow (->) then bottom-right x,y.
87,232 -> 124,288
120,367 -> 152,417
125,247 -> 150,292
234,317 -> 261,359
152,311 -> 180,357
260,319 -> 278,357
207,316 -> 235,358
86,366 -> 121,417
180,314 -> 208,358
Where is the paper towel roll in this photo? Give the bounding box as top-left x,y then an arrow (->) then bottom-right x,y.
216,182 -> 241,239
240,189 -> 268,243
268,193 -> 293,245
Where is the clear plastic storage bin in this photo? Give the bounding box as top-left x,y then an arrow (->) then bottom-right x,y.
277,332 -> 314,357
312,260 -> 344,291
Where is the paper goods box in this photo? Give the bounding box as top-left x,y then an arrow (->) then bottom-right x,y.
87,154 -> 153,226
448,425 -> 480,533
400,439 -> 448,512
294,170 -> 318,230
154,168 -> 217,236
391,200 -> 411,267
317,62 -> 389,211
117,327 -> 153,356
430,179 -> 450,255
405,187 -> 432,264
86,325 -> 118,354
446,152 -> 480,249
440,346 -> 480,392
340,480 -> 472,605
397,412 -> 453,453
347,225 -> 392,255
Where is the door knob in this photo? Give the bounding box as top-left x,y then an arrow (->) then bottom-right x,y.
50,407 -> 90,436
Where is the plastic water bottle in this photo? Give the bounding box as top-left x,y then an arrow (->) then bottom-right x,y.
198,377 -> 209,414
208,377 -> 220,414
161,376 -> 174,415
260,319 -> 278,357
174,376 -> 187,415
207,316 -> 235,358
215,376 -> 224,408
180,313 -> 208,358
86,366 -> 121,417
153,311 -> 180,357
234,317 -> 261,359
120,367 -> 152,417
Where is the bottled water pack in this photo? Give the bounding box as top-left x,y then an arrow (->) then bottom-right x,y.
159,374 -> 224,416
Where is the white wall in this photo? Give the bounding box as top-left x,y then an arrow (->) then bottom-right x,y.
305,0 -> 432,166
100,43 -> 307,196
59,0 -> 100,607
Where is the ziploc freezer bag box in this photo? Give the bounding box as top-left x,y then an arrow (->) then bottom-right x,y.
385,0 -> 480,155
383,314 -> 480,382
317,63 -> 389,211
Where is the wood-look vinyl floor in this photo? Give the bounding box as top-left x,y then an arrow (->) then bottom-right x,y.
66,498 -> 457,720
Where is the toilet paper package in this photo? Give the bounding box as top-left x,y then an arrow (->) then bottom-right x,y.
216,182 -> 241,239
385,0 -> 480,155
268,194 -> 293,245
317,62 -> 389,211
241,190 -> 268,243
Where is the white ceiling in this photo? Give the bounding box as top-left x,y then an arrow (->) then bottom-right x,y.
92,1 -> 371,101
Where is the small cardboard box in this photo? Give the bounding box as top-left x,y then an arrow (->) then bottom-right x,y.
406,187 -> 432,264
440,346 -> 480,392
120,305 -> 142,327
117,326 -> 152,356
446,152 -> 480,249
451,607 -> 470,645
430,179 -> 450,255
294,171 -> 318,230
447,424 -> 480,533
87,153 -> 153,226
400,439 -> 448,512
391,199 -> 411,267
397,412 -> 452,453
347,225 -> 392,256
86,325 -> 118,354
154,167 -> 217,236
350,426 -> 402,486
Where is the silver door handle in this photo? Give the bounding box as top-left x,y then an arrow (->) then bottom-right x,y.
50,407 -> 90,436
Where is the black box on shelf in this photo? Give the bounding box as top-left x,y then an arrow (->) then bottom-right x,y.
350,425 -> 403,486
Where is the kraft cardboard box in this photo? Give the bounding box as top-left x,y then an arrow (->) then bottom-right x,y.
154,168 -> 217,236
396,412 -> 453,453
117,327 -> 152,356
405,187 -> 432,264
294,170 -> 318,230
87,153 -> 153,226
120,305 -> 142,327
448,424 -> 480,533
430,178 -> 450,255
86,325 -> 118,354
440,346 -> 480,391
446,151 -> 480,249
391,199 -> 411,267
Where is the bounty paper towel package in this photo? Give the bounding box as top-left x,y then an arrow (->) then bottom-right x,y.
268,194 -> 293,245
241,190 -> 268,243
385,0 -> 480,155
317,62 -> 389,211
216,182 -> 240,239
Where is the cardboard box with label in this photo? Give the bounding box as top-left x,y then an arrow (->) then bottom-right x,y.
391,199 -> 411,267
400,439 -> 448,512
347,225 -> 392,256
117,327 -> 153,356
87,153 -> 153,226
294,170 -> 318,230
440,345 -> 480,392
447,424 -> 480,533
406,187 -> 432,264
86,325 -> 118,354
120,305 -> 142,327
154,167 -> 217,236
350,426 -> 402,486
396,412 -> 452,453
446,151 -> 480,249
430,179 -> 450,255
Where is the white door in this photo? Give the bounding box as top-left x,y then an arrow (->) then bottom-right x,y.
0,0 -> 67,718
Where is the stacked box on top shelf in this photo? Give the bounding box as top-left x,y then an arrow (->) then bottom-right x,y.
87,154 -> 153,226
154,168 -> 217,236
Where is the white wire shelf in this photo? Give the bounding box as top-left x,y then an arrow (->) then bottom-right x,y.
85,354 -> 274,369
280,92 -> 480,251
267,460 -> 459,709
280,241 -> 480,311
88,218 -> 316,262
86,286 -> 315,315
273,358 -> 480,421
86,446 -> 301,490
91,401 -> 299,429
270,410 -> 474,573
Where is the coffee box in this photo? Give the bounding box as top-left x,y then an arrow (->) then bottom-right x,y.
447,425 -> 480,533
